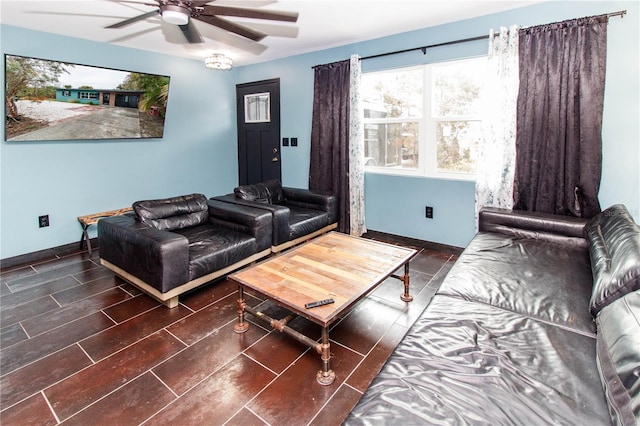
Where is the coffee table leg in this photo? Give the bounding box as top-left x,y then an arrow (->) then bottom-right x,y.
316,327 -> 335,385
400,262 -> 413,302
234,285 -> 250,333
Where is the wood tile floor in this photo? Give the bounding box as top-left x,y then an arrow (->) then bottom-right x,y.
0,233 -> 458,425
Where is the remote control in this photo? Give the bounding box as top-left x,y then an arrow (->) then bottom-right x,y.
305,298 -> 335,309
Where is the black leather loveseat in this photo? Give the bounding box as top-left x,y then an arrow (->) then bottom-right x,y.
346,204 -> 640,425
212,179 -> 338,252
98,193 -> 272,308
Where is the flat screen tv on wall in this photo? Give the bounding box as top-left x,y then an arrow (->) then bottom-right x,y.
4,54 -> 171,142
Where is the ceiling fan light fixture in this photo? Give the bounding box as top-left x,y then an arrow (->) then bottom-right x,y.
205,54 -> 233,70
161,5 -> 189,26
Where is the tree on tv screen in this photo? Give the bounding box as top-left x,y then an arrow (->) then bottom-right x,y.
118,72 -> 170,117
5,55 -> 71,121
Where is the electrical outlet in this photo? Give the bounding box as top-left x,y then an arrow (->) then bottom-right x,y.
291,137 -> 298,147
39,214 -> 49,228
425,206 -> 433,219
282,137 -> 289,146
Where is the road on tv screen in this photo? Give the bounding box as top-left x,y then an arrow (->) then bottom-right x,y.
8,100 -> 163,141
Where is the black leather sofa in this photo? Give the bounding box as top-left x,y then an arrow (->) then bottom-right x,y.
212,179 -> 338,252
346,204 -> 640,425
98,193 -> 272,308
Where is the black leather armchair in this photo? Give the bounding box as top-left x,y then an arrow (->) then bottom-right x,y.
98,193 -> 272,307
212,179 -> 338,252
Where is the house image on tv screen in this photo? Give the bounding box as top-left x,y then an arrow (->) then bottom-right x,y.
55,88 -> 145,108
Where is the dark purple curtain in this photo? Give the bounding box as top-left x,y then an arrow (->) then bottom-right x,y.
309,59 -> 350,233
513,15 -> 608,218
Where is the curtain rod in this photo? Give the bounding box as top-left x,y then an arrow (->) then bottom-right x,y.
360,35 -> 488,61
360,9 -> 626,62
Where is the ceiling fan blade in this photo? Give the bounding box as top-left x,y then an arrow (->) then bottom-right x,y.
201,5 -> 298,22
212,1 -> 276,7
190,1 -> 214,6
105,0 -> 159,7
179,21 -> 204,43
194,14 -> 266,41
217,1 -> 276,5
105,10 -> 159,28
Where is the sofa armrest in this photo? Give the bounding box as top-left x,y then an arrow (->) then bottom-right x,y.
98,214 -> 190,292
283,187 -> 339,224
210,195 -> 290,246
479,207 -> 588,248
595,290 -> 640,425
207,199 -> 273,252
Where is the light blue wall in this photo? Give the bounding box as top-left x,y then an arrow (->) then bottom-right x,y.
1,25 -> 239,259
237,0 -> 639,248
2,1 -> 638,258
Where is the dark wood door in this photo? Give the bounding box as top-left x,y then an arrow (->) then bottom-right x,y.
236,78 -> 281,185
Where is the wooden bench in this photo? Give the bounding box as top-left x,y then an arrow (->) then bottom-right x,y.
77,207 -> 132,255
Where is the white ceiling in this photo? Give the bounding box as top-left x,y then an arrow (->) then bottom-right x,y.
1,0 -> 539,67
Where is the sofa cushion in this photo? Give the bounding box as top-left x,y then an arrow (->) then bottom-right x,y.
288,207 -> 328,240
436,231 -> 595,333
260,179 -> 284,204
234,179 -> 284,204
133,193 -> 209,231
479,207 -> 588,249
596,290 -> 640,426
174,225 -> 257,281
234,183 -> 269,203
586,204 -> 640,315
345,295 -> 610,425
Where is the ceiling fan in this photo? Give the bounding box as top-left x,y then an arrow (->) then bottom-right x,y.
106,1 -> 299,44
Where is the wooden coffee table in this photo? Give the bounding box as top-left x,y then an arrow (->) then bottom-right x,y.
229,232 -> 418,385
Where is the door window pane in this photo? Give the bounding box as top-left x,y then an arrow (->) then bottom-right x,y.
244,92 -> 270,123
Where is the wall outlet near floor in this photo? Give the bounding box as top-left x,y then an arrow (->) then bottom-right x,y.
425,206 -> 433,219
39,214 -> 49,228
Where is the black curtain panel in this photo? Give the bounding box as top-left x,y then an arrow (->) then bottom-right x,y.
513,15 -> 608,218
309,59 -> 351,233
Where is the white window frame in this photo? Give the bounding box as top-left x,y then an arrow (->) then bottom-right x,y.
363,57 -> 485,181
363,65 -> 426,177
426,115 -> 483,181
364,117 -> 426,176
79,91 -> 99,100
244,92 -> 271,123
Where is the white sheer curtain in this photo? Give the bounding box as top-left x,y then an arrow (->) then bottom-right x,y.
348,54 -> 366,236
475,25 -> 520,229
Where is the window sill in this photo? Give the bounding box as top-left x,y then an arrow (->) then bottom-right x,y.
364,168 -> 476,183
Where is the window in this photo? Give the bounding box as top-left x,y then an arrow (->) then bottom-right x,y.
79,91 -> 99,100
244,92 -> 271,123
362,57 -> 486,179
